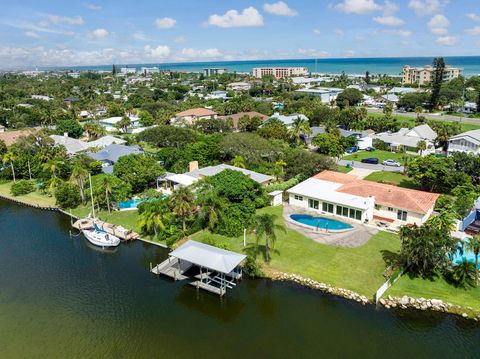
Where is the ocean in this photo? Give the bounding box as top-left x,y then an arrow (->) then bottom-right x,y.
48,56 -> 480,77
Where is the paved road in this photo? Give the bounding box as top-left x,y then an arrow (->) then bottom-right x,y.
366,108 -> 480,126
338,159 -> 404,173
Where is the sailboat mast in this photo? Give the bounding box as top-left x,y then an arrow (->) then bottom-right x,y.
89,173 -> 96,218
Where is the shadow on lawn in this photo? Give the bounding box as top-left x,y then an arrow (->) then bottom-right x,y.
244,244 -> 280,262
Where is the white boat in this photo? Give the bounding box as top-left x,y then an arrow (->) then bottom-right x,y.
82,229 -> 120,248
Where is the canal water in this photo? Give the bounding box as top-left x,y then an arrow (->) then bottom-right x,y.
0,199 -> 479,359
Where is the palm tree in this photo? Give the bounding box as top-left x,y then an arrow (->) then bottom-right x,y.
451,259 -> 476,288
170,187 -> 195,232
231,155 -> 246,169
251,213 -> 286,262
137,202 -> 166,237
102,175 -> 114,213
275,159 -> 287,180
465,236 -> 480,285
416,140 -> 427,156
288,117 -> 311,146
70,156 -> 89,206
42,158 -> 65,193
2,150 -> 16,182
197,188 -> 223,231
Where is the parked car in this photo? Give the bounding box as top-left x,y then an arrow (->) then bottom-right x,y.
365,147 -> 376,152
346,146 -> 359,154
361,157 -> 379,164
382,159 -> 401,167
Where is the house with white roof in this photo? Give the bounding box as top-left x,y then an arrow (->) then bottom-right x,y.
205,90 -> 229,101
374,124 -> 437,155
295,87 -> 343,103
227,82 -> 251,91
99,116 -> 140,132
287,171 -> 439,226
50,134 -> 126,155
447,129 -> 480,156
270,112 -> 309,126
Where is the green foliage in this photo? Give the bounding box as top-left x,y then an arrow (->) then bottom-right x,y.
407,155 -> 452,192
237,115 -> 263,132
283,148 -> 333,181
430,57 -> 446,109
56,119 -> 83,138
256,118 -> 288,141
336,88 -> 363,109
137,125 -> 198,148
242,254 -> 264,278
448,260 -> 477,288
193,117 -> 231,134
54,182 -> 81,208
113,154 -> 164,193
312,133 -> 346,157
10,179 -> 35,196
90,174 -> 131,209
372,139 -> 390,151
251,213 -> 286,262
138,110 -> 154,127
220,132 -> 282,164
264,175 -> 301,192
397,93 -> 428,111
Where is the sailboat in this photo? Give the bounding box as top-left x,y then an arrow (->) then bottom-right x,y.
82,174 -> 121,248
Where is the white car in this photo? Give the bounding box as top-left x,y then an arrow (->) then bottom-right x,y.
382,159 -> 401,167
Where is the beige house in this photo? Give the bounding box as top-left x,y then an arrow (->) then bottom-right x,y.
252,67 -> 308,79
171,108 -> 218,126
402,65 -> 462,85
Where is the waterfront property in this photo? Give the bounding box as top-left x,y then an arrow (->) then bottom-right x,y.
447,129 -> 480,156
402,64 -> 462,85
287,170 -> 439,226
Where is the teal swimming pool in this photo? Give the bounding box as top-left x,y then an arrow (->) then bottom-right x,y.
290,214 -> 353,230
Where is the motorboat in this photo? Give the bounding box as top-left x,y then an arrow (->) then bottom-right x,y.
82,228 -> 120,248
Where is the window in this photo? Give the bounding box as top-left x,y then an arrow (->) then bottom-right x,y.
397,210 -> 407,221
388,207 -> 394,212
336,206 -> 342,216
294,195 -> 303,201
322,202 -> 334,213
374,204 -> 381,210
308,199 -> 319,210
355,210 -> 362,221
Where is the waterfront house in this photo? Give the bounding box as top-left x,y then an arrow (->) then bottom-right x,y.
447,129 -> 480,156
86,144 -> 143,174
373,124 -> 437,155
171,108 -> 218,126
287,170 -> 439,226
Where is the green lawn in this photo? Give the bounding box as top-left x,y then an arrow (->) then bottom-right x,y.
368,112 -> 416,127
191,206 -> 400,297
363,171 -> 420,189
387,275 -> 480,315
70,206 -> 141,233
336,165 -> 353,173
343,149 -> 413,165
460,122 -> 480,132
0,181 -> 56,207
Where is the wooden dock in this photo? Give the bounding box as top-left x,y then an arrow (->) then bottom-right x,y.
190,281 -> 226,296
151,257 -> 191,281
72,218 -> 140,241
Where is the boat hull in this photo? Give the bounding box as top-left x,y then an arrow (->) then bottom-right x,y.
82,230 -> 121,248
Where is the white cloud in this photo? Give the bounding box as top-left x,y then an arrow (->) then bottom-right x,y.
335,0 -> 382,14
144,45 -> 171,58
408,0 -> 448,17
84,3 -> 102,10
466,26 -> 480,35
373,15 -> 404,26
206,7 -> 264,28
174,36 -> 187,44
298,48 -> 329,57
154,17 -> 176,29
383,1 -> 399,15
334,28 -> 344,35
313,29 -> 321,36
132,32 -> 148,41
24,31 -> 40,38
382,29 -> 412,36
45,14 -> 84,25
88,28 -> 109,39
466,13 -> 480,22
178,48 -> 223,59
263,2 -> 298,17
428,14 -> 449,35
436,35 -> 457,46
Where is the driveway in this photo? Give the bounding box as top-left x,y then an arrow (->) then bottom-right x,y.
338,159 -> 404,173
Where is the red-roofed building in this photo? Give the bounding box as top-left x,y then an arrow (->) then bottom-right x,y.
287,170 -> 439,225
171,108 -> 218,126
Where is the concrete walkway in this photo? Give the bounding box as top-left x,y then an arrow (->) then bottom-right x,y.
283,205 -> 378,248
348,168 -> 375,179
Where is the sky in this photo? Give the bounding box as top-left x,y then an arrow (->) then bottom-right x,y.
0,0 -> 479,68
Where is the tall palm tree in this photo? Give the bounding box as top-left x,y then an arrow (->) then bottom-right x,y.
70,156 -> 89,206
465,236 -> 480,285
451,259 -> 476,288
251,213 -> 286,262
416,140 -> 427,156
42,158 -> 65,193
288,117 -> 311,146
197,188 -> 223,231
137,202 -> 166,237
3,150 -> 16,182
170,187 -> 195,232
101,175 -> 114,214
231,155 -> 246,169
275,159 -> 287,179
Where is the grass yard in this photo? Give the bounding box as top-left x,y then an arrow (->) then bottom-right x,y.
191,206 -> 400,297
363,171 -> 420,189
368,112 -> 416,127
71,206 -> 142,233
343,149 -> 412,165
387,275 -> 480,314
0,181 -> 56,207
460,122 -> 480,132
335,165 -> 353,173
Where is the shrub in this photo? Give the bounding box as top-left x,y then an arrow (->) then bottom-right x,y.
10,180 -> 35,196
242,255 -> 264,278
55,182 -> 81,208
373,139 -> 390,151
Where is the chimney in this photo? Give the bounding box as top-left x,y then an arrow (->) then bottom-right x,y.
189,161 -> 199,172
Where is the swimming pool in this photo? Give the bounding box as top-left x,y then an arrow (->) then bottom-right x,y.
452,239 -> 480,269
290,214 -> 353,231
119,198 -> 146,210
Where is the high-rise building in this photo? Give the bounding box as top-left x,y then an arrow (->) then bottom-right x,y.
252,67 -> 308,79
402,65 -> 462,85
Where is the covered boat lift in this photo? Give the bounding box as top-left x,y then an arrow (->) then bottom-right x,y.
151,240 -> 246,296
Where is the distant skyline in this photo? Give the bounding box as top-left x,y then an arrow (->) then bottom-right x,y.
1,0 -> 480,68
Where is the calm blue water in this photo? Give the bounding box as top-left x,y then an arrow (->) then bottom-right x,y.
49,56 -> 480,76
452,239 -> 479,269
290,214 -> 353,230
119,198 -> 146,210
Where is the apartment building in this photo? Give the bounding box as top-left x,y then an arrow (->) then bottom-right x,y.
402,65 -> 462,85
252,67 -> 308,79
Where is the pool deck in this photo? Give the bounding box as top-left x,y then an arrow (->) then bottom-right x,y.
283,204 -> 378,248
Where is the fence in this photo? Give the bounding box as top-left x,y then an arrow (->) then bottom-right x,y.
375,268 -> 405,303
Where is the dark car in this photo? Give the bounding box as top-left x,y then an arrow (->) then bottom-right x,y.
346,146 -> 359,154
365,147 -> 376,152
361,157 -> 379,164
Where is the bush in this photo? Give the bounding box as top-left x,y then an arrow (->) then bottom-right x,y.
242,255 -> 264,278
55,182 -> 81,208
373,139 -> 390,151
10,180 -> 35,196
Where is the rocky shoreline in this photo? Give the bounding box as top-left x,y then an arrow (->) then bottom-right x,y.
271,271 -> 480,321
